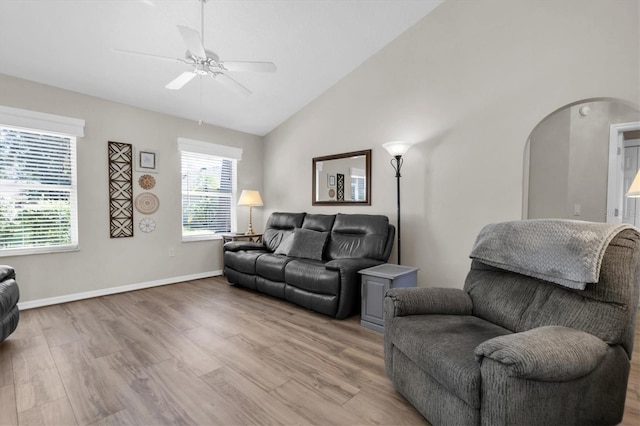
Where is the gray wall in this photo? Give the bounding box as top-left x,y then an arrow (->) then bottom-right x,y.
528,107 -> 571,219
263,0 -> 640,289
3,0 -> 640,302
528,100 -> 640,221
0,74 -> 263,304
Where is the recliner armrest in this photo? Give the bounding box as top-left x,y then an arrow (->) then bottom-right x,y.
474,326 -> 609,381
384,287 -> 473,317
223,241 -> 267,252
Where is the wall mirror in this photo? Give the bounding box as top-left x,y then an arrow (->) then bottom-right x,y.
312,149 -> 371,205
524,98 -> 640,224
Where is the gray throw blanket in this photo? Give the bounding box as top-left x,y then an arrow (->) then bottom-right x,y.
470,219 -> 634,290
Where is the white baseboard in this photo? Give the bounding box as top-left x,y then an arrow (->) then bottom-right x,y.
17,270 -> 223,310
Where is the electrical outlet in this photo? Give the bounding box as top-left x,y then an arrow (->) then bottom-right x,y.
573,204 -> 581,216
168,248 -> 175,257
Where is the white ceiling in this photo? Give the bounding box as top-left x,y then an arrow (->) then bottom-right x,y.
0,0 -> 442,136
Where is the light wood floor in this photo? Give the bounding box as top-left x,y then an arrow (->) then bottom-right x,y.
0,276 -> 637,426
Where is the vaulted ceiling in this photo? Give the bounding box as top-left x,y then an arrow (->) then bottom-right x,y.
0,0 -> 443,135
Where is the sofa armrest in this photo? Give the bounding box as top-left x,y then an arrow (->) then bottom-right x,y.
325,258 -> 383,275
0,265 -> 15,282
323,258 -> 383,319
474,326 -> 609,381
223,241 -> 267,252
384,287 -> 473,317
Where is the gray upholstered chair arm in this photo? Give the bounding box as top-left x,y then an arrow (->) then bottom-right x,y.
384,287 -> 473,317
222,241 -> 266,252
474,326 -> 609,381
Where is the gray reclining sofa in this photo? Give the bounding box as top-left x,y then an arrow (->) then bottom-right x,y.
223,212 -> 395,318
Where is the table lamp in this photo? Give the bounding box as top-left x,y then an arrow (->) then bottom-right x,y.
237,190 -> 263,235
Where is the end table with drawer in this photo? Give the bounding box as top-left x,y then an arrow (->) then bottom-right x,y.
359,264 -> 418,332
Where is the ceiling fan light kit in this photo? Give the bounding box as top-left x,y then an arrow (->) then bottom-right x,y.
115,0 -> 276,95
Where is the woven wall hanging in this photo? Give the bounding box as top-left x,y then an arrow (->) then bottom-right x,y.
108,141 -> 134,238
135,192 -> 160,215
138,174 -> 156,190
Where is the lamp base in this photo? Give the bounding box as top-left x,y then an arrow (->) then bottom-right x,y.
245,206 -> 255,235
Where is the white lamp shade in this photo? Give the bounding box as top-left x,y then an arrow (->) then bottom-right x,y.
383,141 -> 414,157
626,170 -> 640,198
237,190 -> 263,206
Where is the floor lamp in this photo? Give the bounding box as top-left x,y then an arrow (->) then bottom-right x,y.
237,190 -> 263,235
383,141 -> 414,265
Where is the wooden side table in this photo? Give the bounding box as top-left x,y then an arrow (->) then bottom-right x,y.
359,264 -> 418,332
221,233 -> 263,244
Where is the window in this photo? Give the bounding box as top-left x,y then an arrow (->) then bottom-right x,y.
351,167 -> 366,202
179,138 -> 242,241
0,106 -> 83,256
0,123 -> 82,257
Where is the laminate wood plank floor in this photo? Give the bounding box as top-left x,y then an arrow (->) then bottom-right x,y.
0,276 -> 638,426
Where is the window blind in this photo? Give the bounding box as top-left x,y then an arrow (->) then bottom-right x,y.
0,126 -> 78,255
181,150 -> 235,240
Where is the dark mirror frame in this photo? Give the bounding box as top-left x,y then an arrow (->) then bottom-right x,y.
312,149 -> 372,206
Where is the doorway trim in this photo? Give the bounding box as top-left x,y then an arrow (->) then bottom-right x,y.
607,121 -> 640,223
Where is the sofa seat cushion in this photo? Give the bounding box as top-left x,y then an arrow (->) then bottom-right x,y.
224,250 -> 266,274
285,259 -> 340,295
256,254 -> 294,282
387,314 -> 512,409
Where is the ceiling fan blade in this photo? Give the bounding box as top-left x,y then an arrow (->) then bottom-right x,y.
165,71 -> 197,90
222,61 -> 277,73
213,73 -> 252,96
177,25 -> 207,59
111,48 -> 185,63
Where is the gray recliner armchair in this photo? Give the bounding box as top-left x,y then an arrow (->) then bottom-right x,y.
384,220 -> 640,426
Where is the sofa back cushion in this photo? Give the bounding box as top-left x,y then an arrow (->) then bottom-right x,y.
301,214 -> 336,233
263,212 -> 305,252
464,229 -> 640,357
327,214 -> 393,261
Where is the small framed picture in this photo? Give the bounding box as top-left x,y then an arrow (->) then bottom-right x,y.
140,151 -> 156,170
328,175 -> 335,187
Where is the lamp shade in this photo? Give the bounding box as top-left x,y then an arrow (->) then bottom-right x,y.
626,170 -> 640,198
383,141 -> 414,157
237,190 -> 263,206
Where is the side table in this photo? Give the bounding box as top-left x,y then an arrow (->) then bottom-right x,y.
221,233 -> 263,244
359,264 -> 418,332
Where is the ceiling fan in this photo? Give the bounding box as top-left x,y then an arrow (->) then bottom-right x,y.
113,0 -> 276,96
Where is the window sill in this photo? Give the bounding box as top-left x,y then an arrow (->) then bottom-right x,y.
0,245 -> 79,257
181,234 -> 225,243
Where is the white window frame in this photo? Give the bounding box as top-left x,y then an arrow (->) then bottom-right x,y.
178,137 -> 242,242
0,106 -> 84,256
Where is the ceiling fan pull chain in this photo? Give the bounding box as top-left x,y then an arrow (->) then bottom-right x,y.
198,75 -> 203,126
200,0 -> 205,46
